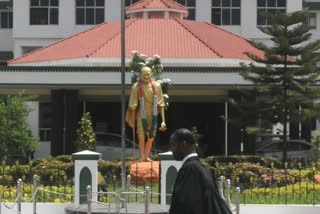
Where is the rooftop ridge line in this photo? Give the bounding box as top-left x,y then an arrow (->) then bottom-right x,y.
160,0 -> 184,10
126,0 -> 144,10
86,19 -> 138,57
143,0 -> 156,9
9,22 -> 108,65
127,0 -> 187,11
203,21 -> 253,46
175,19 -> 223,58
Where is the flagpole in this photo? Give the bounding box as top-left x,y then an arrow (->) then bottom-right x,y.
120,0 -> 126,191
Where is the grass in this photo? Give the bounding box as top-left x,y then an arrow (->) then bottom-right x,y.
233,182 -> 320,204
1,181 -> 319,205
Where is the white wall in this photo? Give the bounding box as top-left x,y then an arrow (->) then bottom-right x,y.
12,0 -> 105,39
25,101 -> 39,138
191,0 -> 304,42
25,101 -> 52,159
34,141 -> 51,159
240,205 -> 320,214
0,203 -> 72,214
1,203 -> 319,214
287,0 -> 303,13
12,0 -> 120,58
106,0 -> 121,21
308,10 -> 320,44
0,0 -> 13,52
196,0 -> 211,22
0,29 -> 13,51
13,38 -> 61,58
238,0 -> 302,40
10,0 -> 309,58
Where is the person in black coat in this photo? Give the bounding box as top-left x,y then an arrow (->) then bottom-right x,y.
169,128 -> 232,214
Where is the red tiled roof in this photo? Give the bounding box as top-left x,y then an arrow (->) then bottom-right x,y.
126,0 -> 188,12
9,18 -> 265,65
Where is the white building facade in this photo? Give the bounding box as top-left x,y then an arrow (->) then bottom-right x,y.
1,0 -> 320,60
0,0 -> 319,159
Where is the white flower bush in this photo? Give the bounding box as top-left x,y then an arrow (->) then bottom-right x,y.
128,51 -> 172,109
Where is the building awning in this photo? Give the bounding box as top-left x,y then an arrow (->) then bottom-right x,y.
0,66 -> 250,86
0,66 -> 242,73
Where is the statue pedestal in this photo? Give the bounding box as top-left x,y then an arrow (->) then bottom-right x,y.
129,161 -> 160,183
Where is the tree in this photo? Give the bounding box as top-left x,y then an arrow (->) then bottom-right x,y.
0,93 -> 38,162
311,132 -> 320,160
237,11 -> 320,162
76,112 -> 96,151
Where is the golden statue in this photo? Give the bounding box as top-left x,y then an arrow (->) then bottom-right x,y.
126,66 -> 167,161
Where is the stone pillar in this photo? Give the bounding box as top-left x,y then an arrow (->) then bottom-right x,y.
72,150 -> 101,206
159,152 -> 182,205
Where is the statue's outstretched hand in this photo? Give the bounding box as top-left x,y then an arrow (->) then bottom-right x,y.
159,122 -> 167,132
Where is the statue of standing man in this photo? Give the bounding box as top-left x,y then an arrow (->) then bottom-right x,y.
126,66 -> 167,161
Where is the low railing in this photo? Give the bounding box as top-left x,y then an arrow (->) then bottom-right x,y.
212,160 -> 320,205
0,175 -> 241,214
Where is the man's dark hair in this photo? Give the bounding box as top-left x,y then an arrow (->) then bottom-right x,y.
171,128 -> 195,145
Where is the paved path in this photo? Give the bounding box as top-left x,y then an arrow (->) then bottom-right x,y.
65,203 -> 170,214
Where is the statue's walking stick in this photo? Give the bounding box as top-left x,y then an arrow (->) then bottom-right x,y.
132,110 -> 136,158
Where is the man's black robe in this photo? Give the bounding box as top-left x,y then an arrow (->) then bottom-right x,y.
169,156 -> 232,214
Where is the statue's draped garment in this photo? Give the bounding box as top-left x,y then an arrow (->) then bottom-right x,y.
128,81 -> 165,137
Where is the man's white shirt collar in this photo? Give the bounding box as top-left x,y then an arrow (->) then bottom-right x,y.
182,153 -> 198,166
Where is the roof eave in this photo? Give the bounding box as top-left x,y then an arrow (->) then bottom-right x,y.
126,8 -> 188,15
9,57 -> 254,67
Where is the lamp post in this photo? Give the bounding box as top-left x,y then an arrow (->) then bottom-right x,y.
120,0 -> 126,191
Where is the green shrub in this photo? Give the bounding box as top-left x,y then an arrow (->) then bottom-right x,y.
238,180 -> 320,204
202,155 -> 314,188
98,160 -> 129,182
204,155 -> 282,168
9,164 -> 35,182
29,156 -> 74,185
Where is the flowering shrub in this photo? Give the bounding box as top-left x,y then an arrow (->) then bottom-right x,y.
242,181 -> 320,204
129,51 -> 172,109
98,159 -> 129,182
1,155 -> 125,186
202,155 -> 318,188
204,155 -> 282,168
0,184 -> 74,203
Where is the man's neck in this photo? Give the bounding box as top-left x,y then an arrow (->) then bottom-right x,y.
182,152 -> 198,165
